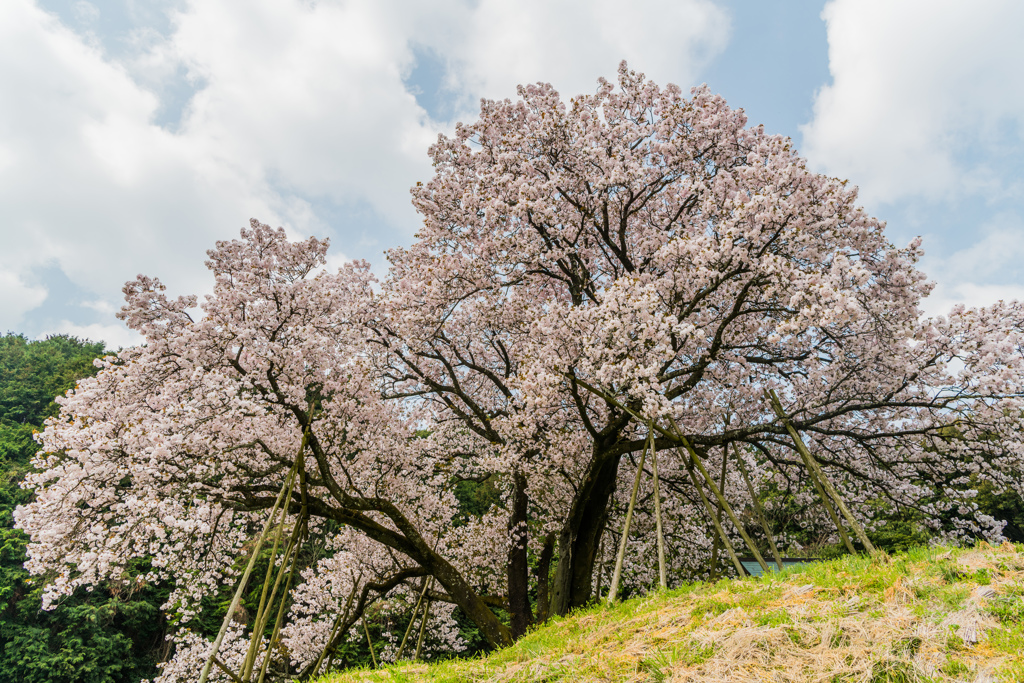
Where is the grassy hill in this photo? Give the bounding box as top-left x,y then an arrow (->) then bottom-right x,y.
323,543 -> 1024,682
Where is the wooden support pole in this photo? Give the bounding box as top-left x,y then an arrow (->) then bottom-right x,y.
363,616 -> 378,668
414,599 -> 432,661
322,575 -> 360,675
707,446 -> 729,580
732,442 -> 784,570
243,514 -> 302,681
241,506 -> 287,681
766,390 -> 877,557
676,442 -> 746,577
668,418 -> 770,575
559,377 -> 764,576
397,577 -> 431,660
648,425 -> 668,590
311,612 -> 343,678
198,445 -> 304,683
255,517 -> 304,683
607,444 -> 647,605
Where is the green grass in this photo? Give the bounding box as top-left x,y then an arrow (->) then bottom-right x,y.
322,543 -> 1024,682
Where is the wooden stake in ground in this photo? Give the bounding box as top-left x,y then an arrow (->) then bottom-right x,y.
766,389 -> 878,557
732,442 -> 784,570
648,424 -> 668,590
607,442 -> 648,604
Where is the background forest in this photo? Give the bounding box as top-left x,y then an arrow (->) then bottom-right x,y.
0,334 -> 169,682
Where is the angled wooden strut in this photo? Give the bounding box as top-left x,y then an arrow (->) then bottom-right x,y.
607,433 -> 648,605
565,375 -> 770,578
397,576 -> 432,660
668,417 -> 771,575
766,389 -> 877,557
648,423 -> 668,590
199,430 -> 308,683
731,441 -> 784,569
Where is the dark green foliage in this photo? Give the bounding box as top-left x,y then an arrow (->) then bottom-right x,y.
0,334 -> 106,433
452,476 -> 501,525
975,481 -> 1024,543
0,333 -> 171,682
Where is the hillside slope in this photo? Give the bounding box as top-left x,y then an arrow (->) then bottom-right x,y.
324,544 -> 1024,682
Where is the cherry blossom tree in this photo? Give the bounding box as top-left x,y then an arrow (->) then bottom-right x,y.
15,63 -> 1024,681
16,222 -> 516,680
385,61 -> 1024,615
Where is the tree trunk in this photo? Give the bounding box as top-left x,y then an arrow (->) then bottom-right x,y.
426,552 -> 513,648
507,472 -> 533,639
550,446 -> 622,616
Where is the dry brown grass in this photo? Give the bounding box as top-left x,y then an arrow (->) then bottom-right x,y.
324,543 -> 1024,683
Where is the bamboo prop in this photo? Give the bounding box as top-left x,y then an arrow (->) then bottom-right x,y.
198,440 -> 305,683
762,390 -> 852,553
243,445 -> 310,680
766,390 -> 877,557
396,577 -> 432,660
240,506 -> 289,680
414,598 -> 433,661
607,442 -> 648,605
241,503 -> 302,680
559,377 -> 763,577
707,446 -> 729,580
310,612 -> 343,678
732,442 -> 784,570
647,425 -> 667,590
248,426 -> 314,682
668,418 -> 771,575
321,573 -> 360,676
212,657 -> 245,683
675,440 -> 746,577
253,517 -> 304,683
363,616 -> 378,668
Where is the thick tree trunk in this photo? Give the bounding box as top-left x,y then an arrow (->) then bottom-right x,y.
427,552 -> 513,648
506,472 -> 533,639
319,498 -> 515,650
534,531 -> 555,623
550,447 -> 622,616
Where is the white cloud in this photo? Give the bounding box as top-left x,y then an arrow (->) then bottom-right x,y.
918,214 -> 1024,316
0,272 -> 48,325
801,0 -> 1024,206
72,1 -> 99,24
0,1 -> 286,324
920,282 -> 1024,319
433,0 -> 729,106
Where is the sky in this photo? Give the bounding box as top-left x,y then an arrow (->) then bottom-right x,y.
1,0 -> 1023,350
